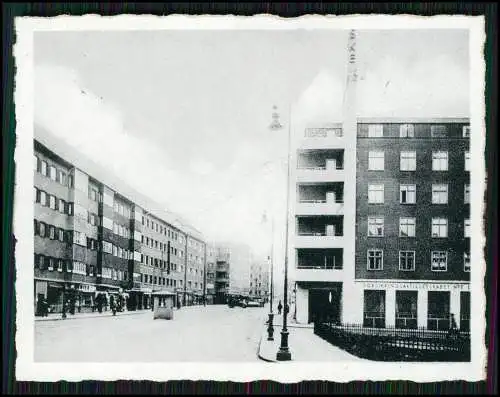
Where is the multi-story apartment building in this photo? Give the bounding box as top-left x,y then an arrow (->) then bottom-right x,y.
215,246 -> 230,304
292,121 -> 356,324
205,244 -> 218,304
34,126 -> 207,314
185,234 -> 206,305
249,261 -> 269,300
353,118 -> 470,331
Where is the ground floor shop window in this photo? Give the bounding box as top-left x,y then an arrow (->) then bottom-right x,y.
395,290 -> 417,329
460,291 -> 470,331
363,290 -> 385,328
427,291 -> 450,331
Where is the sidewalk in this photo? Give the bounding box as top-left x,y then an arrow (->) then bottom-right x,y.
258,314 -> 367,362
35,308 -> 151,322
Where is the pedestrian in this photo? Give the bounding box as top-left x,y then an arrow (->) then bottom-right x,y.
277,300 -> 283,315
448,313 -> 459,338
77,297 -> 82,313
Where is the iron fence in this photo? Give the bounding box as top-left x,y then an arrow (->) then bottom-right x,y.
314,320 -> 471,362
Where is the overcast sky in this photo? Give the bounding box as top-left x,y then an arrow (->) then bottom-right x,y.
34,28 -> 470,274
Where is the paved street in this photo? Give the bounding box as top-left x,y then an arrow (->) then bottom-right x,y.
35,305 -> 267,362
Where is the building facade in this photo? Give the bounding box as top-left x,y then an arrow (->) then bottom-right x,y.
249,261 -> 269,301
33,128 -> 207,314
292,122 -> 356,324
205,244 -> 218,304
353,118 -> 470,330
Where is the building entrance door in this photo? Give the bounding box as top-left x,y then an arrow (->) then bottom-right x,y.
308,286 -> 341,324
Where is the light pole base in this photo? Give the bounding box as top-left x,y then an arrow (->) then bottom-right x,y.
276,330 -> 292,361
267,313 -> 274,341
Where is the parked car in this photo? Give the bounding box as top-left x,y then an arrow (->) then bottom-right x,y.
246,299 -> 261,307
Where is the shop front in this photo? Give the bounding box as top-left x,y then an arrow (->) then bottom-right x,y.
357,280 -> 471,330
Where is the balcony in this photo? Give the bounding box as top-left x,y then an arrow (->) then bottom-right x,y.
296,149 -> 345,183
296,182 -> 344,215
295,215 -> 344,248
298,125 -> 345,150
295,248 -> 344,282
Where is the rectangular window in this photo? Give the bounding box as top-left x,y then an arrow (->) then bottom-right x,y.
399,251 -> 415,271
432,218 -> 448,238
40,191 -> 47,207
102,241 -> 113,254
400,184 -> 416,204
431,125 -> 447,138
368,151 -> 384,171
49,195 -> 56,210
396,291 -> 418,329
58,228 -> 65,242
400,151 -> 416,171
34,155 -> 38,170
431,251 -> 448,271
368,217 -> 384,237
368,124 -> 384,138
363,290 -> 386,328
58,199 -> 65,213
464,252 -> 471,272
463,125 -> 471,138
464,219 -> 471,238
432,151 -> 448,171
368,184 -> 384,204
49,225 -> 56,239
399,124 -> 415,138
367,249 -> 383,270
67,202 -> 74,216
465,151 -> 470,171
49,166 -> 57,181
60,171 -> 67,186
41,161 -> 48,176
464,184 -> 470,204
399,217 -> 416,237
432,184 -> 448,204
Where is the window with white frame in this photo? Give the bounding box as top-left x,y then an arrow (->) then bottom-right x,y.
431,251 -> 447,271
431,125 -> 447,138
400,124 -> 415,138
367,249 -> 383,270
464,219 -> 471,238
465,151 -> 470,171
41,160 -> 48,176
368,217 -> 384,237
432,184 -> 448,204
464,184 -> 470,204
73,262 -> 86,275
464,252 -> 471,272
368,151 -> 385,170
432,218 -> 448,238
102,241 -> 113,254
49,165 -> 57,181
400,151 -> 416,171
399,217 -> 416,238
432,151 -> 448,171
49,195 -> 56,210
112,245 -> 118,256
368,124 -> 384,138
400,184 -> 416,204
102,217 -> 113,230
368,184 -> 384,204
399,251 -> 415,271
463,126 -> 471,138
102,267 -> 112,279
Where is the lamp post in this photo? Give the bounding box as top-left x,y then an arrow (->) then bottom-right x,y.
266,216 -> 275,340
270,104 -> 292,361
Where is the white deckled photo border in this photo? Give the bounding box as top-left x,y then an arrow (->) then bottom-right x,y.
13,14 -> 487,382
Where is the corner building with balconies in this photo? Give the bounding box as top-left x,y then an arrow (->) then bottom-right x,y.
352,118 -> 471,331
292,122 -> 357,325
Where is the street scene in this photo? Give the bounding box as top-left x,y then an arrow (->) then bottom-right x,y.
29,21 -> 477,366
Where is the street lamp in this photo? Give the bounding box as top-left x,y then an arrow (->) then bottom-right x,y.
270,104 -> 292,361
266,216 -> 275,341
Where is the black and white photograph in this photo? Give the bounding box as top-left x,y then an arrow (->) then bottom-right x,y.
13,14 -> 486,382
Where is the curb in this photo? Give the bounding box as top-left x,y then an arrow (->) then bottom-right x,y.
257,333 -> 276,363
35,310 -> 150,322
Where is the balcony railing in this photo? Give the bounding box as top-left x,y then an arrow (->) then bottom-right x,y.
297,263 -> 343,270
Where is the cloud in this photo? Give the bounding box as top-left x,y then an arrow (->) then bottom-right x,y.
34,63 -> 286,252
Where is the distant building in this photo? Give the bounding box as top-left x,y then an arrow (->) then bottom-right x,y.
249,260 -> 269,301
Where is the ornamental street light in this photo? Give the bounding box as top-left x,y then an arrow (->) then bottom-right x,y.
269,104 -> 292,361
262,212 -> 275,341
